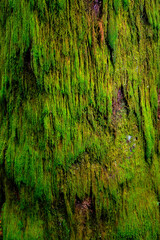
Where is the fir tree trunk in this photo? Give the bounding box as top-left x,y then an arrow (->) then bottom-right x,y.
0,0 -> 160,239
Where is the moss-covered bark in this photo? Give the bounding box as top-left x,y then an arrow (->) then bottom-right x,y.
0,0 -> 160,239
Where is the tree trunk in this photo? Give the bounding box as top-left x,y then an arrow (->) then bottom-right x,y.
0,0 -> 160,239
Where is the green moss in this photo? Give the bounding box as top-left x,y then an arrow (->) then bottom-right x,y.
107,10 -> 118,51
0,0 -> 160,238
114,0 -> 121,14
122,0 -> 129,10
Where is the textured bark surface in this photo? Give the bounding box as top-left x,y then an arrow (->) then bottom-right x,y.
0,0 -> 160,239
